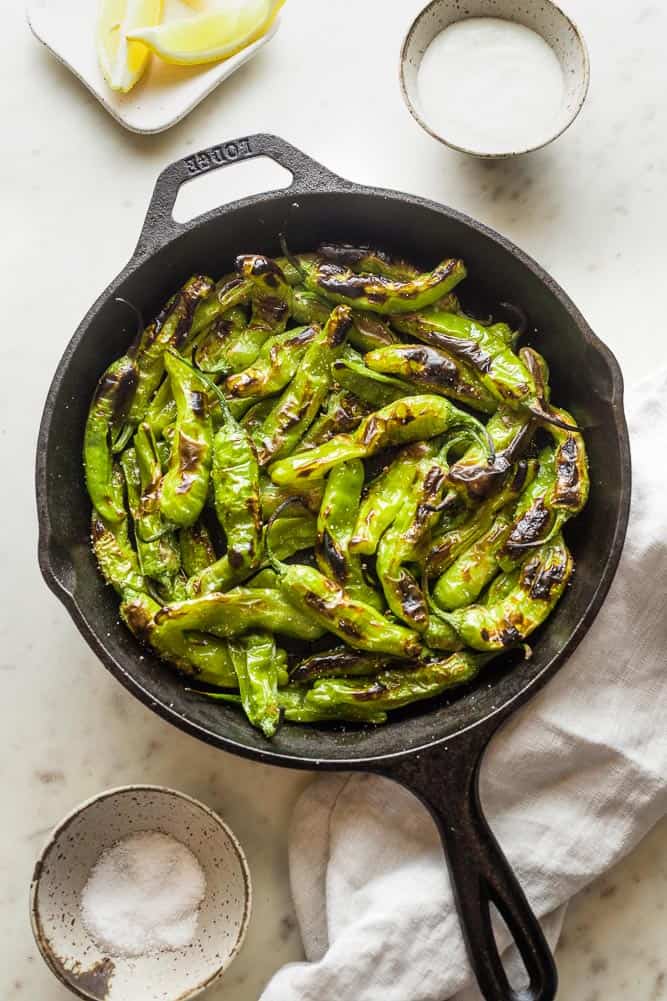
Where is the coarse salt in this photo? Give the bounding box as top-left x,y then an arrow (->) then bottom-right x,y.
80,831 -> 207,957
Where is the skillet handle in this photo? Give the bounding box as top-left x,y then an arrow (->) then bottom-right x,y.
134,133 -> 350,258
378,726 -> 557,1001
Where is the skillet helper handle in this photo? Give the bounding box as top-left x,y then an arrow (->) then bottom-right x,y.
134,133 -> 350,258
379,727 -> 557,1001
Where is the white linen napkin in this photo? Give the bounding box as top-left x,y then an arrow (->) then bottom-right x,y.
260,370 -> 667,1001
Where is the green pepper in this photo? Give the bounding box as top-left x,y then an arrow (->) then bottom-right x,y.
433,513 -> 512,611
191,273 -> 251,338
299,255 -> 467,315
332,350 -> 416,408
364,343 -> 497,414
349,443 -> 430,555
446,535 -> 573,650
90,466 -> 145,595
264,523 -> 423,658
225,324 -> 318,399
120,588 -> 238,687
120,446 -> 181,581
159,350 -> 213,528
125,275 -> 214,424
133,423 -> 170,542
193,307 -> 248,374
196,684 -> 388,725
228,632 -> 285,737
316,242 -> 419,280
84,355 -> 138,523
290,647 -> 394,683
316,460 -> 384,610
306,649 -> 492,714
259,475 -> 324,518
427,459 -> 537,576
299,390 -> 370,450
152,587 -> 327,643
375,442 -> 443,630
446,406 -> 533,501
269,394 -> 491,486
253,305 -> 353,465
185,384 -> 262,595
179,521 -> 217,578
392,309 -> 574,431
290,288 -> 331,326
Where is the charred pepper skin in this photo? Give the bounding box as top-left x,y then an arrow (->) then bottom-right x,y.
84,355 -> 138,523
269,394 -> 491,486
316,459 -> 384,610
159,350 -> 213,528
290,647 -> 396,683
193,306 -> 248,374
228,632 -> 285,738
126,275 -> 214,424
316,242 -> 420,281
306,650 -> 492,714
120,446 -> 181,582
253,306 -> 353,465
350,443 -> 430,556
300,255 -> 467,315
365,343 -> 497,414
225,325 -> 318,399
433,513 -> 512,611
153,587 -> 326,644
446,535 -> 574,651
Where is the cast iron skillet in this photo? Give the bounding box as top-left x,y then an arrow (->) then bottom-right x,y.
36,135 -> 631,1001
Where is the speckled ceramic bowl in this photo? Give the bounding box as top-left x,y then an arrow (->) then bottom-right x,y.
400,0 -> 590,157
30,785 -> 252,1001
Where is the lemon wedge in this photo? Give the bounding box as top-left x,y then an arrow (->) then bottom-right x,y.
97,0 -> 164,93
127,0 -> 285,67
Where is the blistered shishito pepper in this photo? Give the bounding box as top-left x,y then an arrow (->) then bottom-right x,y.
364,343 -> 497,414
290,288 -> 331,326
152,587 -> 327,643
179,522 -> 216,578
84,355 -> 139,523
292,287 -> 398,354
269,394 -> 491,486
317,242 -> 419,281
427,459 -> 537,576
120,588 -> 238,687
306,650 -> 492,714
332,350 -> 415,409
375,442 -> 441,630
316,459 -> 384,610
392,309 -> 575,431
238,253 -> 293,332
198,684 -> 389,725
126,275 -> 214,424
264,506 -> 423,657
298,255 -> 467,315
193,307 -> 248,374
433,513 -> 512,611
225,325 -> 318,399
159,350 -> 213,528
500,410 -> 588,565
253,305 -> 352,465
186,381 -> 262,596
446,535 -> 573,651
299,390 -> 370,450
91,465 -> 145,594
290,647 -> 394,683
350,443 -> 430,555
228,632 -> 285,737
133,423 -> 171,542
446,406 -> 534,501
191,273 -> 251,338
120,446 -> 181,581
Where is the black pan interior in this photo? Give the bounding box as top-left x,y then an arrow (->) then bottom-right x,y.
37,189 -> 629,765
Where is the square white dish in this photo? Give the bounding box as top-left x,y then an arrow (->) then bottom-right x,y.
26,0 -> 280,134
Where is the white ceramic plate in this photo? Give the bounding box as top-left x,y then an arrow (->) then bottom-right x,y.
26,0 -> 280,134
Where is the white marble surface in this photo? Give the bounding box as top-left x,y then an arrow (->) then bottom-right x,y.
2,0 -> 666,998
